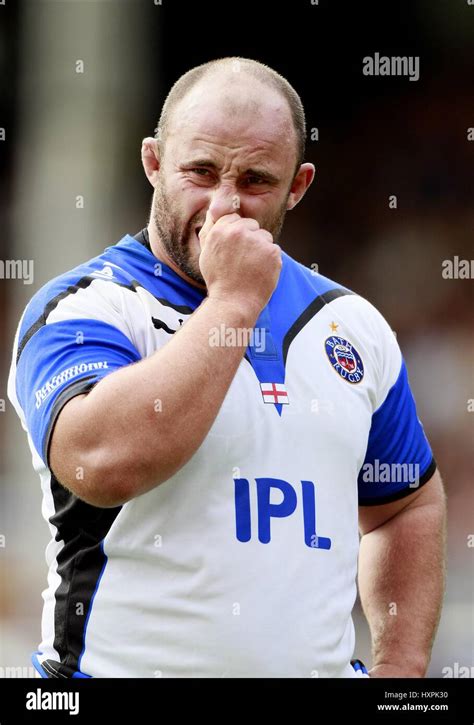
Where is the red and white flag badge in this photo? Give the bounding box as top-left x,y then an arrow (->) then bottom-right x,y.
260,382 -> 289,405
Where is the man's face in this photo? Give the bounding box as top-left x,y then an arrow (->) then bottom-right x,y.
151,77 -> 299,286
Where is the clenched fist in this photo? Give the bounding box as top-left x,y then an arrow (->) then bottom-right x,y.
198,209 -> 282,317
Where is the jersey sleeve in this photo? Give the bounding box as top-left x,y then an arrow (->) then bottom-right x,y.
357,304 -> 436,506
14,316 -> 141,467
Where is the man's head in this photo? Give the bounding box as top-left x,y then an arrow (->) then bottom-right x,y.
141,57 -> 315,286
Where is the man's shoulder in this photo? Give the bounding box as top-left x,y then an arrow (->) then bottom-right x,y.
281,250 -> 352,297
280,251 -> 393,331
18,235 -> 140,339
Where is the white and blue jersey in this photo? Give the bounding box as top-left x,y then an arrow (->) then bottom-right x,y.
8,230 -> 436,678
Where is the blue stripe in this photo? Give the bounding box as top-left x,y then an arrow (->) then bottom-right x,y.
31,651 -> 48,678
351,659 -> 369,674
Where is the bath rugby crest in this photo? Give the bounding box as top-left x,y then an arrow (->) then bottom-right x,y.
325,336 -> 364,384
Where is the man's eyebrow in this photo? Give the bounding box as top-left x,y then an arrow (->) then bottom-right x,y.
181,158 -> 219,169
245,168 -> 280,184
181,159 -> 280,183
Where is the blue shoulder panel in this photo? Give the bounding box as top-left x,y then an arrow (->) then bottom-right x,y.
358,359 -> 436,505
16,318 -> 141,465
17,234 -> 206,360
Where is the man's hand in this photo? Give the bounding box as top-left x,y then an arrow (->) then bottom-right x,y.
198,209 -> 282,318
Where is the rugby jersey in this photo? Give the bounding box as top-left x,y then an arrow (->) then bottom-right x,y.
7,230 -> 435,678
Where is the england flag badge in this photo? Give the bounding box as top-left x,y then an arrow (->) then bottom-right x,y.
260,382 -> 289,405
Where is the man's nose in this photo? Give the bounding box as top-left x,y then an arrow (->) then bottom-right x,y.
207,186 -> 241,222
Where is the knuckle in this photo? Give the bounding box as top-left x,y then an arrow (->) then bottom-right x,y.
259,231 -> 274,244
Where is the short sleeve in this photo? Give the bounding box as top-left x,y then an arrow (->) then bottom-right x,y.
357,306 -> 436,506
14,317 -> 141,466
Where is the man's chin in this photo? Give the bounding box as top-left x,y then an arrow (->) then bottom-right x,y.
189,258 -> 206,287
180,255 -> 206,288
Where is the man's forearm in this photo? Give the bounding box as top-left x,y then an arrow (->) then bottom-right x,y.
358,487 -> 447,677
51,296 -> 260,505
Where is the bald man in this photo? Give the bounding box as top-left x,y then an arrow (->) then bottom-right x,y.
8,57 -> 446,679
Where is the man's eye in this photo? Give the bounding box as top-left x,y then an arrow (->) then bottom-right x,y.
191,168 -> 210,176
245,177 -> 265,185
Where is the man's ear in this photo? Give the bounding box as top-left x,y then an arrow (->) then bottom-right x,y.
141,137 -> 161,187
286,163 -> 316,210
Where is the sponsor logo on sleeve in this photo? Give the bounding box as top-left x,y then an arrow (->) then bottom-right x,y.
35,361 -> 109,408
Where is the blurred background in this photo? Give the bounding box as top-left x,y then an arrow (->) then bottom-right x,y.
0,0 -> 472,677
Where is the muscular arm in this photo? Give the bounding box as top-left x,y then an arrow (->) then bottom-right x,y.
49,296 -> 260,508
358,470 -> 447,677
